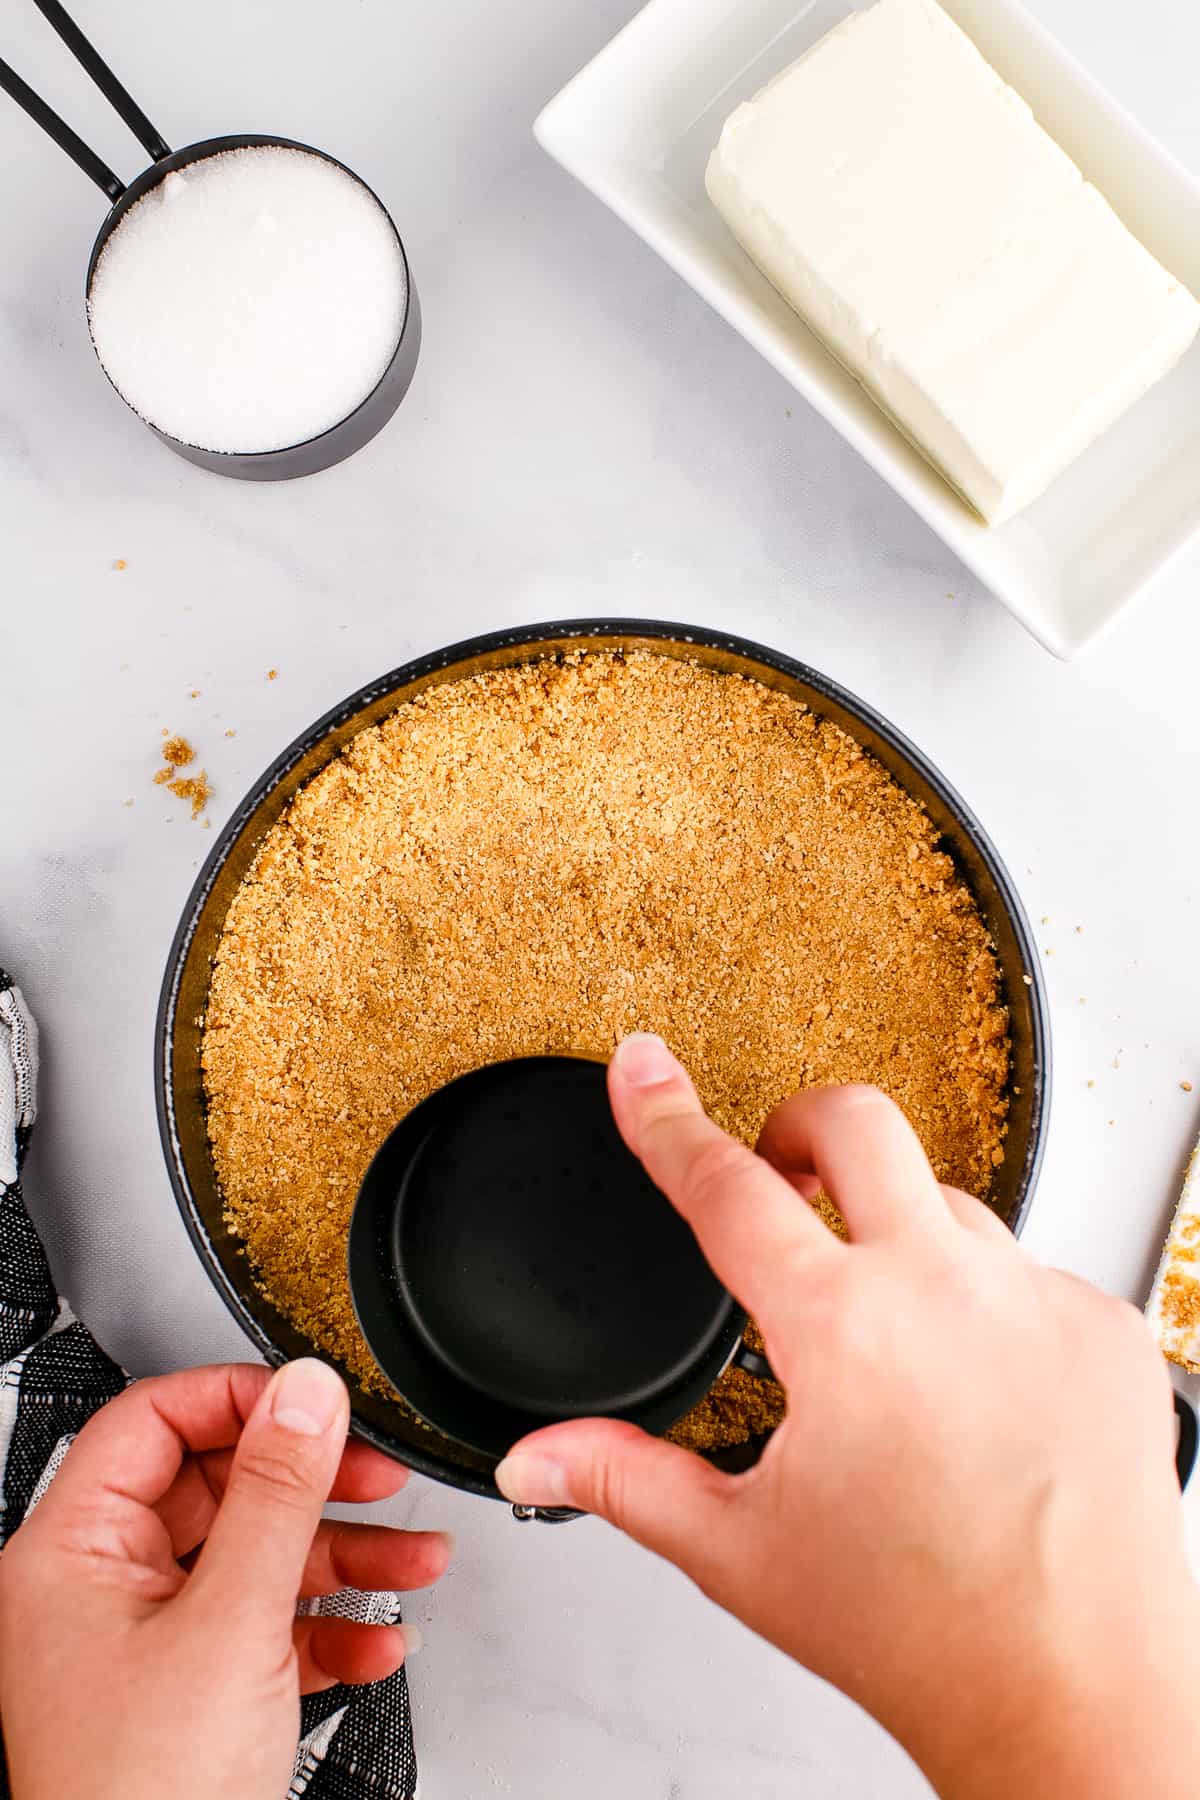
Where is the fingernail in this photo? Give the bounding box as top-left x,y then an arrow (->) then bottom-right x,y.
398,1622 -> 423,1657
494,1453 -> 570,1506
612,1032 -> 678,1089
271,1358 -> 345,1437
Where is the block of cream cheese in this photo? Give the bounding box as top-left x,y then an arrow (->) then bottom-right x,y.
705,0 -> 1200,525
1148,1143 -> 1200,1372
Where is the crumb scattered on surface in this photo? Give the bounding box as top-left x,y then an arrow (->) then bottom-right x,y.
203,651 -> 1011,1449
122,799 -> 133,808
152,733 -> 210,822
112,558 -> 126,571
267,668 -> 278,681
1183,1082 -> 1194,1094
225,729 -> 237,738
168,771 -> 211,820
1087,1079 -> 1095,1088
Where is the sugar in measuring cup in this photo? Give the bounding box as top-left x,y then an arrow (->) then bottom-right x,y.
1,0 -> 420,479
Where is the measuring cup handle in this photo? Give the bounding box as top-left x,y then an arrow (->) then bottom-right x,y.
733,1341 -> 776,1383
0,55 -> 124,201
1175,1390 -> 1198,1491
1,0 -> 171,202
33,0 -> 170,163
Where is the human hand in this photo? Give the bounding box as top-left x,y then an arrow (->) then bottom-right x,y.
0,1360 -> 450,1800
497,1034 -> 1200,1800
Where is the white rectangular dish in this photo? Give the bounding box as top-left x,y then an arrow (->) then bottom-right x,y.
534,0 -> 1200,658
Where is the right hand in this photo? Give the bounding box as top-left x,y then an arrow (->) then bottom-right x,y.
497,1033 -> 1200,1800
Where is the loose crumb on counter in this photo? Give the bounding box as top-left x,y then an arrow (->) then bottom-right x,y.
169,771 -> 212,820
202,650 -> 1011,1450
152,732 -> 211,822
267,668 -> 278,681
112,558 -> 127,571
160,735 -> 194,769
1184,1082 -> 1194,1094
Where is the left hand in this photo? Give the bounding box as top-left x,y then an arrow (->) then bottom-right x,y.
0,1360 -> 450,1800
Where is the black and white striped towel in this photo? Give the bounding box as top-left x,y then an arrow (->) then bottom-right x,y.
0,969 -> 417,1800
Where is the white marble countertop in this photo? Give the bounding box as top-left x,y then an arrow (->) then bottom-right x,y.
2,0 -> 1199,1793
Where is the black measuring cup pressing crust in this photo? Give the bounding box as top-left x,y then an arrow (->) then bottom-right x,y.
347,1057 -> 775,1480
347,1050 -> 1200,1507
0,0 -> 419,479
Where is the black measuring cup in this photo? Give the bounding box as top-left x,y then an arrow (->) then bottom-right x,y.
0,0 -> 420,479
347,1051 -> 1200,1513
347,1056 -> 776,1514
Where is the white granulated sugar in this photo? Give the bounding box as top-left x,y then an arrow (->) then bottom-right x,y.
87,146 -> 407,454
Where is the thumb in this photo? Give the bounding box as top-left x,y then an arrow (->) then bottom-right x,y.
496,1419 -> 734,1577
189,1358 -> 349,1627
